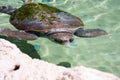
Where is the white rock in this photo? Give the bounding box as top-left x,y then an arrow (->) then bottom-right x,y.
0,38 -> 120,80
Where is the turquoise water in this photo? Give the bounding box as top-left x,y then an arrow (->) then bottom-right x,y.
0,0 -> 120,77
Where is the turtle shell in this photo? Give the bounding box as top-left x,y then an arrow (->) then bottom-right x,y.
10,3 -> 84,34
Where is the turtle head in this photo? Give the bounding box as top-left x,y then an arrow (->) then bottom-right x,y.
48,32 -> 74,45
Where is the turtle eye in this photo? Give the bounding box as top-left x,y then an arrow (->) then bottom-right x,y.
54,38 -> 63,43
69,38 -> 74,42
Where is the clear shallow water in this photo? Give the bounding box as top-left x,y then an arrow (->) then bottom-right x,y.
0,0 -> 120,77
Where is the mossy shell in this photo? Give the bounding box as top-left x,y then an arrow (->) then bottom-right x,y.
10,3 -> 84,34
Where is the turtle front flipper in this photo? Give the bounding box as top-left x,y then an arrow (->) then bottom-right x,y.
0,28 -> 38,40
74,28 -> 107,37
0,6 -> 16,15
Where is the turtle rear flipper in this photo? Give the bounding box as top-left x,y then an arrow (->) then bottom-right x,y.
0,6 -> 16,15
0,28 -> 38,40
74,28 -> 108,37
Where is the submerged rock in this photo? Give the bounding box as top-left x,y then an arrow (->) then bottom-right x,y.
0,38 -> 119,80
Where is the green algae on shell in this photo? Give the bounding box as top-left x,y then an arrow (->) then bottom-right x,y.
10,3 -> 63,24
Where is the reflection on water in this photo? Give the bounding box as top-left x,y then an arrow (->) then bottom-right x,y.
0,0 -> 120,77
41,0 -> 53,2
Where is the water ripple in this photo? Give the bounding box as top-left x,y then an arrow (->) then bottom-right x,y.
94,0 -> 108,8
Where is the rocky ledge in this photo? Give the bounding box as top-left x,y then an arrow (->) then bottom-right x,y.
0,39 -> 119,80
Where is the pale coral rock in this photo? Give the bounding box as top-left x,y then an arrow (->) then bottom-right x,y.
0,38 -> 120,80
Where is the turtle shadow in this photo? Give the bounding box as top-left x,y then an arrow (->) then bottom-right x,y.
0,35 -> 41,59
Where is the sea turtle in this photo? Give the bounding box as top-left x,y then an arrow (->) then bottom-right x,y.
0,0 -> 107,45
